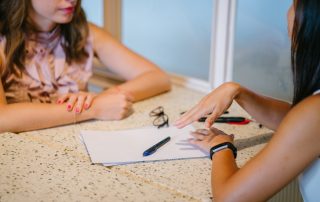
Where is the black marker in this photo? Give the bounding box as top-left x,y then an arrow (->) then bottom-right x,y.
198,116 -> 245,123
143,136 -> 171,157
214,117 -> 245,123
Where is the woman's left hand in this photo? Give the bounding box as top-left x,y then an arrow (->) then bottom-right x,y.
56,91 -> 97,113
190,127 -> 234,152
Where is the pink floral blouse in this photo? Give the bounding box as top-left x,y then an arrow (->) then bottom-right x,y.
0,27 -> 94,104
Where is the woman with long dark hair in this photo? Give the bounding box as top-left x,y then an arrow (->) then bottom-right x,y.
175,0 -> 320,201
0,0 -> 171,133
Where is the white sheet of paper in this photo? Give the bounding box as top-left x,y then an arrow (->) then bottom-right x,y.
80,125 -> 207,165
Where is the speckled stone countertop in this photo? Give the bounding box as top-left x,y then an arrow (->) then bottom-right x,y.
0,85 -> 272,202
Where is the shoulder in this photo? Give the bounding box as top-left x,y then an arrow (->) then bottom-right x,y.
281,95 -> 320,153
88,23 -> 108,36
288,95 -> 320,128
291,95 -> 320,119
88,23 -> 114,43
88,22 -> 117,51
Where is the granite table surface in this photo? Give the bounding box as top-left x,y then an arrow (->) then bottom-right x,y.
0,85 -> 272,202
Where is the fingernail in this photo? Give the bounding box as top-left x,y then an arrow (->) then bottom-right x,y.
67,104 -> 71,110
84,104 -> 89,109
57,100 -> 61,104
75,108 -> 80,113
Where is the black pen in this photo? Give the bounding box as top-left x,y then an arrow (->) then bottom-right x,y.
214,117 -> 246,123
143,136 -> 171,157
180,110 -> 229,115
198,116 -> 246,123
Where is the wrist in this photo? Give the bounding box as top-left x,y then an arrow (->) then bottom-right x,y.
224,82 -> 242,101
84,99 -> 99,120
107,86 -> 134,101
210,142 -> 237,159
79,107 -> 96,120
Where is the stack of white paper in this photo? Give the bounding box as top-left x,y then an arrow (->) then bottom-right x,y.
80,125 -> 207,166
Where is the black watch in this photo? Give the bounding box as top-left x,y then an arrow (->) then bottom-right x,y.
210,142 -> 237,159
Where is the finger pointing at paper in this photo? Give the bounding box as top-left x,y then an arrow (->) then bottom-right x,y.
174,82 -> 240,129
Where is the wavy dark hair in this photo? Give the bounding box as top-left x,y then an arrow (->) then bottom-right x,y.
291,0 -> 320,105
0,0 -> 89,78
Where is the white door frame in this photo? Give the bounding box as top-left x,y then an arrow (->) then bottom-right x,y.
104,0 -> 122,40
209,0 -> 237,89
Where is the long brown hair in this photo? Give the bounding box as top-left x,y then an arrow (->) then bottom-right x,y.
0,0 -> 89,78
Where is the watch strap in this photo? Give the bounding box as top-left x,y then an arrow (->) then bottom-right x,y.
210,142 -> 237,159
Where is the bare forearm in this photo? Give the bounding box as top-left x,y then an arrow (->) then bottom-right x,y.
115,70 -> 171,101
211,150 -> 238,200
233,84 -> 291,130
0,103 -> 94,133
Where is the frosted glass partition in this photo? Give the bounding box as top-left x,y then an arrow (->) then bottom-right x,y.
233,0 -> 293,101
122,0 -> 213,81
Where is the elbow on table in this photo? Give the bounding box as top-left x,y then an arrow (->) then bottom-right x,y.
215,190 -> 255,202
0,105 -> 14,134
213,187 -> 239,202
0,127 -> 7,134
0,117 -> 25,134
0,115 -> 8,134
214,194 -> 238,202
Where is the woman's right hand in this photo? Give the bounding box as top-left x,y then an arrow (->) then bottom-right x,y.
91,91 -> 133,120
174,82 -> 241,128
190,128 -> 234,153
